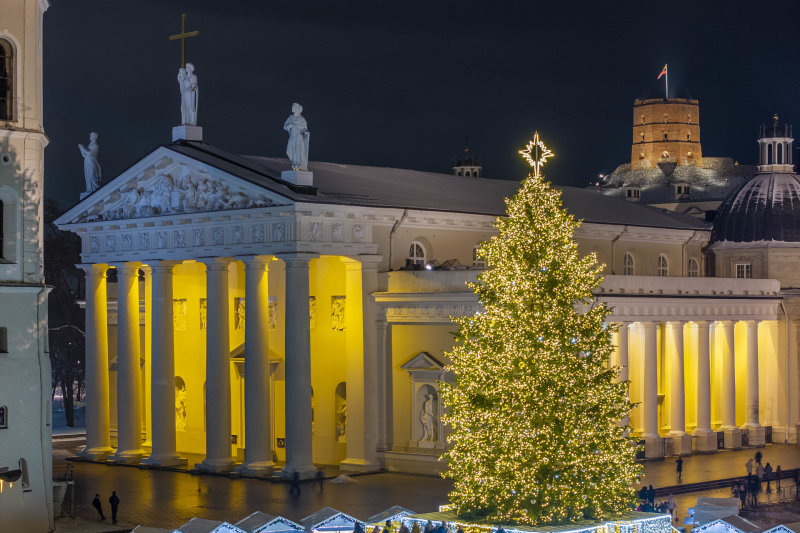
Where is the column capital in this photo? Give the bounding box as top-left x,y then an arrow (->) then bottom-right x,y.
278,252 -> 319,266
77,263 -> 109,277
148,260 -> 181,273
199,257 -> 233,271
743,319 -> 760,327
640,321 -> 659,330
693,320 -> 710,327
110,261 -> 142,276
238,255 -> 274,268
667,320 -> 687,327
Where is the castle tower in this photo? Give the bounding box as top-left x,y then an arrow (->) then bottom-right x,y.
452,138 -> 482,178
0,0 -> 53,531
631,97 -> 702,170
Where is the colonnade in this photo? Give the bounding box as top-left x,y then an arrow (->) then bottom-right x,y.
78,253 -> 381,476
613,320 -> 766,457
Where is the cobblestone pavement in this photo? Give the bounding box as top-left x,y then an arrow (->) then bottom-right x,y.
52,435 -> 800,531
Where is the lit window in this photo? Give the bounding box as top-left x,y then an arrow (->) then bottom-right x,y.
688,258 -> 699,277
623,253 -> 634,275
408,241 -> 426,267
736,263 -> 752,279
657,254 -> 668,277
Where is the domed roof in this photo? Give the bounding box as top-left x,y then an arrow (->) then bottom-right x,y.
710,172 -> 800,244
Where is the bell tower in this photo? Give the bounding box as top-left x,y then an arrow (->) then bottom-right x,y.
0,1 -> 53,531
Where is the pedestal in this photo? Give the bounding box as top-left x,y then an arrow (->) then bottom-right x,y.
692,431 -> 718,453
172,125 -> 203,142
281,170 -> 313,186
724,428 -> 742,449
745,426 -> 766,446
644,436 -> 664,459
672,434 -> 692,456
339,458 -> 381,474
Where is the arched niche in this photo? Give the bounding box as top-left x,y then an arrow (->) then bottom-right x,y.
401,351 -> 450,449
335,382 -> 346,443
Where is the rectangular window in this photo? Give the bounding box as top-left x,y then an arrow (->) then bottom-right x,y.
735,263 -> 752,279
0,327 -> 6,353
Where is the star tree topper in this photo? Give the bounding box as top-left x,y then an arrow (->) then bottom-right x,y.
519,131 -> 553,177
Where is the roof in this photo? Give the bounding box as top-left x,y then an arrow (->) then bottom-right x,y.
236,512 -> 305,533
165,141 -> 708,231
176,517 -> 246,533
367,506 -> 417,524
300,508 -> 365,531
711,172 -> 800,244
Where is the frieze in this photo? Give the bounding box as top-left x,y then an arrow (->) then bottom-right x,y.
192,228 -> 205,247
232,225 -> 244,244
310,221 -> 322,241
251,224 -> 265,243
353,224 -> 364,242
105,235 -> 116,251
272,223 -> 286,242
174,230 -> 186,248
157,231 -> 168,249
122,234 -> 134,250
90,236 -> 100,253
212,226 -> 224,245
331,223 -> 343,242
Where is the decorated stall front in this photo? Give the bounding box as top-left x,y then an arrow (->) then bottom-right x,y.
301,508 -> 366,533
236,512 -> 305,533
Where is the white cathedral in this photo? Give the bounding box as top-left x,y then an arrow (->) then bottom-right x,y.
0,0 -> 54,531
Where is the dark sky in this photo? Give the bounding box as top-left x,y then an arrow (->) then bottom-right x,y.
43,0 -> 800,204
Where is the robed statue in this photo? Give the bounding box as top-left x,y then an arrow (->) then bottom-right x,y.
284,103 -> 310,170
78,132 -> 101,194
178,63 -> 198,126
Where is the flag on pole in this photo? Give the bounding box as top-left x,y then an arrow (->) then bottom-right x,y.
657,64 -> 668,80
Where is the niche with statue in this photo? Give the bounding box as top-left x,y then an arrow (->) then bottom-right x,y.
334,382 -> 347,443
402,351 -> 448,449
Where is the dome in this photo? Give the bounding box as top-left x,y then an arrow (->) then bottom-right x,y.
710,172 -> 800,244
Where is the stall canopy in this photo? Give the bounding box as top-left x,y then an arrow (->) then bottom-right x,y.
236,512 -> 305,533
301,508 -> 366,533
368,507 -> 417,526
174,517 -> 248,533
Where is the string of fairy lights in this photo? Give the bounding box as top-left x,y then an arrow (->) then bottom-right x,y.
440,133 -> 642,526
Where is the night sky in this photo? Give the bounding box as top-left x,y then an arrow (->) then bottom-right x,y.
43,1 -> 800,205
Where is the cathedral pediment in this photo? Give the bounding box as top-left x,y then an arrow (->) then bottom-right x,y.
401,351 -> 445,371
56,147 -> 292,225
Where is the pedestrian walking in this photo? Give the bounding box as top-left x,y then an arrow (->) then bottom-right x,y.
676,456 -> 683,482
108,491 -> 120,525
317,469 -> 324,491
757,462 -> 765,481
648,485 -> 655,506
91,494 -> 105,521
755,451 -> 763,465
776,465 -> 782,491
666,494 -> 677,522
765,463 -> 773,493
290,471 -> 301,495
746,457 -> 754,475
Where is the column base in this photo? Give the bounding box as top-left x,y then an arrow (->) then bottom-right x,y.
721,427 -> 742,449
671,433 -> 692,456
280,464 -> 319,480
77,446 -> 114,461
744,425 -> 765,446
339,458 -> 381,473
194,457 -> 235,473
236,461 -> 276,477
692,430 -> 718,453
643,436 -> 664,459
110,449 -> 145,464
141,453 -> 187,467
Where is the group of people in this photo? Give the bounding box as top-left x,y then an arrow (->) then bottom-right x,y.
91,491 -> 120,524
636,485 -> 677,520
734,451 -> 799,508
364,521 -> 466,533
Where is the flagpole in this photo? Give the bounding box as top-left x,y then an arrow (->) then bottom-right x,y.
665,65 -> 669,99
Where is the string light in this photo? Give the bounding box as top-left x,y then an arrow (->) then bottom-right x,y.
440,133 -> 641,526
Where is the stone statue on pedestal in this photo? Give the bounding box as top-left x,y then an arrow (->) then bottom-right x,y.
78,132 -> 101,194
284,103 -> 310,170
178,63 -> 198,126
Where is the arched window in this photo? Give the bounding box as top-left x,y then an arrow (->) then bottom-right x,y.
688,258 -> 699,277
623,252 -> 634,275
657,254 -> 669,277
465,171 -> 471,177
408,241 -> 426,267
0,39 -> 13,121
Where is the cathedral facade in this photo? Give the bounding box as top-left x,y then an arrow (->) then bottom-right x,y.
0,0 -> 54,530
55,112 -> 800,473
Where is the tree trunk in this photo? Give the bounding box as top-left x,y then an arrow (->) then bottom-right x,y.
60,380 -> 75,427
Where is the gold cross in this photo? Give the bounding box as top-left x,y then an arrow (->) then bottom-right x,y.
169,13 -> 199,68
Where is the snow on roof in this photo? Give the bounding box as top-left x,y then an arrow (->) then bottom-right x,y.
236,512 -> 305,533
367,506 -> 417,524
300,508 -> 365,532
167,142 -> 708,231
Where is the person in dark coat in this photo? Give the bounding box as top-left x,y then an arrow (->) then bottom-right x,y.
91,494 -> 105,521
109,491 -> 120,524
676,456 -> 683,482
648,485 -> 655,505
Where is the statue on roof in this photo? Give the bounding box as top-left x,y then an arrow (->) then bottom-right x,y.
178,63 -> 198,125
284,102 -> 310,171
78,132 -> 101,194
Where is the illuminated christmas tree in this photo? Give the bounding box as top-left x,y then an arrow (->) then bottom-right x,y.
441,133 -> 641,526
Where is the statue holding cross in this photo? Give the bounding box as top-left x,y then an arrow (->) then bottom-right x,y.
170,14 -> 200,126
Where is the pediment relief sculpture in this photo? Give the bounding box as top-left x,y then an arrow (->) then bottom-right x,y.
67,158 -> 285,223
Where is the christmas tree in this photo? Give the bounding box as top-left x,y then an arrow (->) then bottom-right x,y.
441,133 -> 641,526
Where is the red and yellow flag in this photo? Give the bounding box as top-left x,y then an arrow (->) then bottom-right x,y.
657,64 -> 668,80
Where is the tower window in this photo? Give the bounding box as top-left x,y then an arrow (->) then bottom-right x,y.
663,114 -> 668,123
687,132 -> 691,141
687,114 -> 692,124
623,252 -> 634,275
641,132 -> 645,142
688,258 -> 699,277
408,241 -> 426,267
0,39 -> 13,121
664,133 -> 668,141
657,254 -> 668,276
641,115 -> 645,125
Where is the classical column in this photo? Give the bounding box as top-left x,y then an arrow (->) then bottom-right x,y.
111,262 -> 145,463
667,321 -> 691,455
718,321 -> 741,448
238,256 -> 275,476
281,253 -> 318,477
375,318 -> 389,452
143,261 -> 185,467
341,256 -> 382,472
642,322 -> 659,443
615,323 -> 630,429
693,321 -> 716,451
196,258 -> 235,473
743,320 -> 765,445
79,264 -> 113,460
